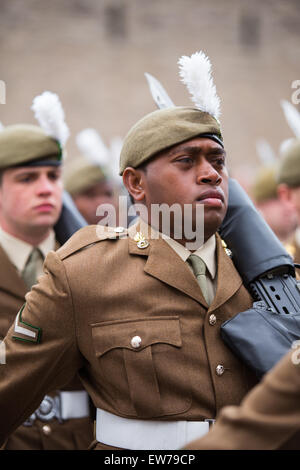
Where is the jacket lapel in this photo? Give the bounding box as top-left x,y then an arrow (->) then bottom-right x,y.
209,234 -> 243,311
0,244 -> 27,300
128,222 -> 244,308
128,232 -> 208,306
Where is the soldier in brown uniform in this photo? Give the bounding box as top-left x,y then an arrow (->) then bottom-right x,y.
0,93 -> 93,450
0,52 -> 258,450
277,139 -> 300,264
63,128 -> 117,225
250,165 -> 297,243
184,345 -> 300,450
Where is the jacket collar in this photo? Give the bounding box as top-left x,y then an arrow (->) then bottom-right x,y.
128,220 -> 243,309
0,244 -> 27,299
209,234 -> 243,311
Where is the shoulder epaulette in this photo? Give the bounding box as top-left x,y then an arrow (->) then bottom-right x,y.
57,225 -> 128,260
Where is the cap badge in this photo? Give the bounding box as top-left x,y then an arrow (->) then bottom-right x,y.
134,231 -> 149,249
221,239 -> 233,258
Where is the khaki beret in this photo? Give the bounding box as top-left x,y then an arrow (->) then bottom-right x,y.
119,107 -> 222,174
277,139 -> 300,187
63,155 -> 106,195
251,166 -> 278,203
0,124 -> 62,170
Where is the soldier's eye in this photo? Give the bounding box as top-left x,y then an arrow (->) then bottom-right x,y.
176,156 -> 193,164
18,175 -> 34,183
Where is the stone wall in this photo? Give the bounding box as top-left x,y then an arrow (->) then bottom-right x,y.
1,0 -> 300,182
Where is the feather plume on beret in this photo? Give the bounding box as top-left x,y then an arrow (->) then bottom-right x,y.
178,51 -> 221,122
120,50 -> 223,174
31,91 -> 70,152
0,91 -> 69,169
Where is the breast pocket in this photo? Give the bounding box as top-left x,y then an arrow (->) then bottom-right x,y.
91,316 -> 192,418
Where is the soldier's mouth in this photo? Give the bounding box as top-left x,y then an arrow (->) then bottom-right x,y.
196,190 -> 224,206
34,203 -> 54,212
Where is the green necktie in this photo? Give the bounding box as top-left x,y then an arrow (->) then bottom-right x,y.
188,254 -> 209,304
21,248 -> 44,290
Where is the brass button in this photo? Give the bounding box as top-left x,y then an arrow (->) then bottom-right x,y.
131,336 -> 142,349
42,424 -> 52,435
209,314 -> 217,325
216,364 -> 225,376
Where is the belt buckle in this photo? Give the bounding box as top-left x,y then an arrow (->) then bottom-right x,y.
23,395 -> 63,426
204,418 -> 216,429
35,395 -> 63,423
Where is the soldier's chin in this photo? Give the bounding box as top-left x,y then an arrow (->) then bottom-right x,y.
34,213 -> 59,227
204,203 -> 227,217
203,210 -> 226,234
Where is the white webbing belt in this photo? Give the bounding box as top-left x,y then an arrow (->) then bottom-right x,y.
96,408 -> 210,450
60,391 -> 90,420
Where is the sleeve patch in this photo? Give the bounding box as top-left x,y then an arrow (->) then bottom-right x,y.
12,304 -> 42,344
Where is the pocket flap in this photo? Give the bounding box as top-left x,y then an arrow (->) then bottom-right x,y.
91,316 -> 182,357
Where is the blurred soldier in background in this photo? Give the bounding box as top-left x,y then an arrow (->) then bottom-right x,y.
277,139 -> 300,264
63,129 -> 122,225
0,92 -> 93,450
250,165 -> 297,243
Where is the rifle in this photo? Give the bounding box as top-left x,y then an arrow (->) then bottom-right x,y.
219,178 -> 300,378
54,191 -> 87,246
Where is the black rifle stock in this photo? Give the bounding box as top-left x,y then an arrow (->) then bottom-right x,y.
54,191 -> 87,246
219,179 -> 300,376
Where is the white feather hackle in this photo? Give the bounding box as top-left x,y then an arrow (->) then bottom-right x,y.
31,91 -> 70,147
0,122 -> 4,132
76,128 -> 109,168
256,139 -> 277,166
279,138 -> 296,156
280,100 -> 300,138
178,51 -> 221,120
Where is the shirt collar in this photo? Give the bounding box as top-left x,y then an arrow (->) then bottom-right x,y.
164,233 -> 217,279
0,228 -> 55,273
137,218 -> 217,279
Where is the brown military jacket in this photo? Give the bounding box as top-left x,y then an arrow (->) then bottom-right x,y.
0,244 -> 94,450
0,224 -> 258,449
185,347 -> 300,450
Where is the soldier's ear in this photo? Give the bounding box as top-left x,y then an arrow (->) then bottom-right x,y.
122,167 -> 146,203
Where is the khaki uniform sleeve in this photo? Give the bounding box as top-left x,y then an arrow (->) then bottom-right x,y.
0,250 -> 83,446
184,349 -> 300,450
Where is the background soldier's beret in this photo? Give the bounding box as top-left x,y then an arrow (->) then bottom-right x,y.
63,128 -> 113,195
251,166 -> 278,203
277,139 -> 300,187
63,156 -> 106,195
0,92 -> 69,170
0,124 -> 62,169
119,106 -> 222,174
